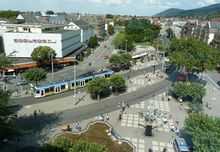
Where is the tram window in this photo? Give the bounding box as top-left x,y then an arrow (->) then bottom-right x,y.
71,82 -> 74,87
45,88 -> 49,93
85,78 -> 92,83
36,90 -> 40,94
105,74 -> 110,78
76,81 -> 80,85
49,86 -> 54,91
61,85 -> 65,89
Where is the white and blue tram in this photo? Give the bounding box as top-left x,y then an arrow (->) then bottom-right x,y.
34,70 -> 114,98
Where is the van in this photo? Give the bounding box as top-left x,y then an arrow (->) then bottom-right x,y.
173,137 -> 189,152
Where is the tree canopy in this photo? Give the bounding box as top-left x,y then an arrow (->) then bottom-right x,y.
172,82 -> 206,101
31,46 -> 56,62
107,24 -> 114,35
109,75 -> 126,94
0,90 -> 19,141
166,28 -> 175,40
88,35 -> 98,48
86,77 -> 111,100
109,53 -> 132,71
0,10 -> 20,19
168,37 -> 220,74
125,19 -> 160,43
0,53 -> 11,68
24,68 -> 47,85
41,137 -> 109,152
184,114 -> 220,152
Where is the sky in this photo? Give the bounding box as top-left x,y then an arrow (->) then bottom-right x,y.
0,0 -> 220,16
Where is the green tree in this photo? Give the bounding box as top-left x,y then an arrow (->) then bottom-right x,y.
110,75 -> 126,94
24,68 -> 47,85
0,53 -> 11,68
108,24 -> 114,35
0,90 -> 19,141
41,137 -> 109,152
109,54 -> 122,66
120,53 -> 132,69
88,35 -> 98,48
31,46 -> 56,62
113,32 -> 133,51
0,10 -> 20,19
172,82 -> 206,101
106,14 -> 114,19
184,114 -> 220,152
46,10 -> 54,15
86,78 -> 111,100
166,27 -> 175,40
168,37 -> 220,78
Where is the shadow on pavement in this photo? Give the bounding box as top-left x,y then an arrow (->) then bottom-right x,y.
1,112 -> 61,152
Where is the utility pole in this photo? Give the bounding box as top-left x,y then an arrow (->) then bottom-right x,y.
74,59 -> 76,103
125,39 -> 128,52
50,50 -> 55,84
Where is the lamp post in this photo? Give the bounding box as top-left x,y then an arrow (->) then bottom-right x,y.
50,50 -> 55,84
125,39 -> 128,52
73,57 -> 77,103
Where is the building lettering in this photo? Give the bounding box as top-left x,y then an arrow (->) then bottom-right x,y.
13,39 -> 56,43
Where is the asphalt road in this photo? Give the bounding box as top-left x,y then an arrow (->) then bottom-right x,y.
14,63 -> 163,106
59,72 -> 175,124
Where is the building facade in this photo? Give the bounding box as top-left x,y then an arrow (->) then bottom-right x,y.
2,24 -> 81,58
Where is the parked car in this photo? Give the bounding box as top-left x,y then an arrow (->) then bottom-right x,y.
217,81 -> 220,86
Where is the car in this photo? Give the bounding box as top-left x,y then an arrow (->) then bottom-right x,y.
217,81 -> 220,86
104,55 -> 108,59
16,80 -> 28,86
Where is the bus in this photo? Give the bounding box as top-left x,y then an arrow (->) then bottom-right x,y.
173,137 -> 189,152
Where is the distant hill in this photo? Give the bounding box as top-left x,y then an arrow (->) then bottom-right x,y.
155,3 -> 220,19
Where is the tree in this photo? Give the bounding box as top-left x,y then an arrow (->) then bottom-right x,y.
184,114 -> 220,152
0,10 -> 20,19
172,82 -> 206,101
113,32 -> 133,51
108,24 -> 114,35
109,53 -> 132,71
24,68 -> 47,85
166,28 -> 175,40
109,75 -> 126,94
88,35 -> 98,48
86,78 -> 111,100
0,53 -> 11,68
41,137 -> 109,152
0,90 -> 19,141
31,46 -> 56,62
168,37 -> 220,78
46,10 -> 54,15
106,14 -> 114,19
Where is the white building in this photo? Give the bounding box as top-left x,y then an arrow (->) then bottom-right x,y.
2,24 -> 82,58
64,19 -> 94,43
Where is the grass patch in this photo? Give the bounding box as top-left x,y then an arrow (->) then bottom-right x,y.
55,122 -> 133,152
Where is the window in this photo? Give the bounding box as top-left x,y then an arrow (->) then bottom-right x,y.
72,82 -> 75,87
45,88 -> 50,93
85,78 -> 92,83
49,86 -> 54,92
61,85 -> 65,90
36,90 -> 40,94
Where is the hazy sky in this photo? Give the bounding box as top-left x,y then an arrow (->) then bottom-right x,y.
0,0 -> 220,16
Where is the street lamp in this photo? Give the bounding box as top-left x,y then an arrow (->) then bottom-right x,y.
50,50 -> 55,84
125,39 -> 128,52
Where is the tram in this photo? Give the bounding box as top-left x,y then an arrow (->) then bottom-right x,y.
34,70 -> 114,98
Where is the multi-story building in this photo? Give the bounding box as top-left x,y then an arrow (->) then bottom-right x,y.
1,24 -> 82,58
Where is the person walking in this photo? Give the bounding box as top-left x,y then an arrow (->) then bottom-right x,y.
176,118 -> 179,125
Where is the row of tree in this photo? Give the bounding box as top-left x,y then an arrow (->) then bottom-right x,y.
86,75 -> 126,100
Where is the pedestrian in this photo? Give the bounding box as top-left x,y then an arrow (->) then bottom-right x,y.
127,103 -> 130,108
206,102 -> 209,108
176,118 -> 179,125
106,114 -> 109,120
168,96 -> 171,101
209,104 -> 213,110
168,114 -> 172,119
179,103 -> 183,110
162,94 -> 164,101
148,148 -> 153,152
33,110 -> 37,117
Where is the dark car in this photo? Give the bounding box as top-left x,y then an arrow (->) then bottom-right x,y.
217,81 -> 220,86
